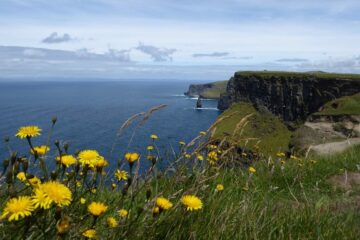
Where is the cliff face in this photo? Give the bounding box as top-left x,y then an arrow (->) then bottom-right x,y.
218,71 -> 360,122
184,83 -> 214,97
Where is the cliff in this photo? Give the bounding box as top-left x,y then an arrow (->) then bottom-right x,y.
184,80 -> 227,99
218,71 -> 360,122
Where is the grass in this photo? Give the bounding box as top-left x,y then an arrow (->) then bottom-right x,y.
314,93 -> 360,116
236,70 -> 360,80
1,112 -> 360,239
213,102 -> 292,156
200,80 -> 228,99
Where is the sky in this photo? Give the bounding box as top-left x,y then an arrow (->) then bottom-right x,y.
1,0 -> 360,80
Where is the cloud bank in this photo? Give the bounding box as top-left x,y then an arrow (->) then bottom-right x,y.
135,43 -> 176,62
192,52 -> 229,58
42,32 -> 73,44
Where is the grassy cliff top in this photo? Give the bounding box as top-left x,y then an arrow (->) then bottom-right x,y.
200,80 -> 227,99
314,93 -> 360,116
212,102 -> 292,156
235,70 -> 360,80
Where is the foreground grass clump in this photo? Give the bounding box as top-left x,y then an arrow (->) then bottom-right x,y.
213,102 -> 292,156
1,112 -> 360,239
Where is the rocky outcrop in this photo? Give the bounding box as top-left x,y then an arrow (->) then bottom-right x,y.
218,71 -> 360,122
184,83 -> 214,97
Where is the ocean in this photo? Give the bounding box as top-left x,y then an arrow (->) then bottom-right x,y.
0,80 -> 220,172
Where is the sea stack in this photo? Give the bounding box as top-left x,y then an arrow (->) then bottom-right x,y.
196,96 -> 202,108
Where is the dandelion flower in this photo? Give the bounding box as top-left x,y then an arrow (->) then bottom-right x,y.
1,196 -> 35,221
150,134 -> 158,140
80,198 -> 86,204
125,152 -> 139,163
56,217 -> 71,234
82,229 -> 96,239
88,202 -> 108,216
16,172 -> 27,182
152,207 -> 160,214
277,152 -> 286,158
242,187 -> 249,191
207,151 -> 218,162
147,155 -> 156,163
78,150 -> 101,168
147,145 -> 154,151
248,166 -> 256,174
31,145 -> 50,156
184,153 -> 191,159
118,209 -> 128,218
216,184 -> 224,191
57,155 -> 77,167
15,125 -> 41,139
32,188 -> 52,209
181,195 -> 203,211
179,141 -> 186,146
199,131 -> 207,136
107,217 -> 118,228
114,170 -> 128,181
95,157 -> 108,169
28,176 -> 41,187
40,181 -> 72,207
196,155 -> 204,161
155,197 -> 173,210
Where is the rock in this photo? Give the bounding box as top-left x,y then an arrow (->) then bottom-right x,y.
218,71 -> 360,122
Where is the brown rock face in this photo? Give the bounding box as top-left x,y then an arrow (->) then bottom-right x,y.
218,72 -> 360,122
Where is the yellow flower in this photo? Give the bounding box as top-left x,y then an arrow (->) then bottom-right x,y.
118,209 -> 128,218
155,197 -> 173,210
207,151 -> 218,162
82,229 -> 96,239
248,166 -> 256,174
199,131 -> 207,136
290,155 -> 298,160
95,157 -> 108,169
78,150 -> 101,168
152,207 -> 160,214
310,160 -> 317,164
147,155 -> 156,162
114,169 -> 128,181
28,176 -> 41,187
16,172 -> 27,182
31,145 -> 50,156
56,217 -> 71,234
125,152 -> 140,163
147,145 -> 154,151
39,181 -> 72,207
88,202 -> 108,216
196,155 -> 204,161
91,188 -> 97,194
181,195 -> 203,211
15,125 -> 41,139
80,198 -> 86,204
76,181 -> 82,187
242,187 -> 249,191
280,160 -> 286,165
32,188 -> 52,209
179,141 -> 186,146
111,183 -> 117,189
184,153 -> 191,159
107,217 -> 118,228
208,144 -> 217,150
57,155 -> 77,167
216,184 -> 224,191
1,196 -> 35,221
150,134 -> 158,140
277,152 -> 286,158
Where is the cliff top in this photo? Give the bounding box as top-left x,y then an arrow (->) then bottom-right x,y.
235,70 -> 360,80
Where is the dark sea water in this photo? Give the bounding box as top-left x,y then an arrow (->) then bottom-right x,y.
0,80 -> 220,172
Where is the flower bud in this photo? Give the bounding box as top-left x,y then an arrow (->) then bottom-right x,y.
4,136 -> 10,143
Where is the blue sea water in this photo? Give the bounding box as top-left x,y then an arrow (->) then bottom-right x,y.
0,80 -> 220,172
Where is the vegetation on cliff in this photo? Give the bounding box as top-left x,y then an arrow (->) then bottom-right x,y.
314,92 -> 360,116
212,102 -> 292,156
185,80 -> 227,99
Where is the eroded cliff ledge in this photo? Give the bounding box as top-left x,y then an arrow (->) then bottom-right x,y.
218,71 -> 360,122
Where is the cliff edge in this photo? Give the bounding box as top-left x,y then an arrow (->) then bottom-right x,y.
218,71 -> 360,122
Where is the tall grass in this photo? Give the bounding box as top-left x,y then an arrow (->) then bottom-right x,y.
0,108 -> 360,239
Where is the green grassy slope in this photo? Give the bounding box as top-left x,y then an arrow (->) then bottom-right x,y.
314,92 -> 360,116
236,70 -> 360,80
213,102 -> 292,156
200,80 -> 228,99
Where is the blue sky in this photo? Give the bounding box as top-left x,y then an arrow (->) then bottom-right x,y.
1,0 -> 360,80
